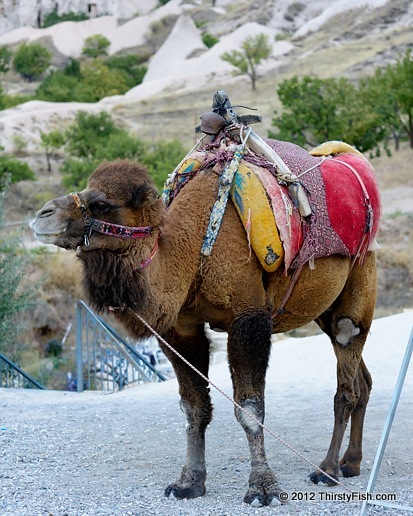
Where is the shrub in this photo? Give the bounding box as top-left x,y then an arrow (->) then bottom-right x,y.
82,34 -> 111,58
104,54 -> 147,87
76,60 -> 130,101
42,9 -> 88,28
11,134 -> 28,156
61,157 -> 96,191
36,70 -> 80,102
0,186 -> 35,360
60,111 -> 187,192
0,155 -> 35,184
202,32 -> 219,48
141,139 -> 186,191
0,45 -> 12,74
13,43 -> 52,82
1,93 -> 34,109
65,110 -> 119,159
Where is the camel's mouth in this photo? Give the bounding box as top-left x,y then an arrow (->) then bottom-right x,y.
30,218 -> 67,243
34,231 -> 66,245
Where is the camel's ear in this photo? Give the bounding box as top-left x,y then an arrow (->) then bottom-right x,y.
130,184 -> 159,208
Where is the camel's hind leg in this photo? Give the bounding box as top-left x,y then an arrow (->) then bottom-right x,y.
162,324 -> 212,499
339,357 -> 372,477
310,253 -> 376,485
227,309 -> 284,507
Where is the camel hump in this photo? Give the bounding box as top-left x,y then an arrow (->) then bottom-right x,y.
310,141 -> 364,158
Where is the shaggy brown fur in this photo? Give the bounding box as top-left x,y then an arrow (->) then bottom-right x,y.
32,158 -> 378,506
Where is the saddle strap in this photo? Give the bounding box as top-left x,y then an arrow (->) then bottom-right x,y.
332,158 -> 374,266
271,265 -> 304,321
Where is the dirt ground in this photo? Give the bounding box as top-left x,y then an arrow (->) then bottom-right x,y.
1,313 -> 412,516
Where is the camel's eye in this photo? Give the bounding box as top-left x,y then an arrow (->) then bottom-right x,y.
90,201 -> 113,214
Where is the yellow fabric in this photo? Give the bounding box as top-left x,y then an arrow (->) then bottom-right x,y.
176,157 -> 203,174
230,163 -> 284,272
310,140 -> 364,158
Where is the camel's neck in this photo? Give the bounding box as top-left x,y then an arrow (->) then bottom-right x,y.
79,245 -> 151,314
78,171 -> 218,339
78,224 -> 205,339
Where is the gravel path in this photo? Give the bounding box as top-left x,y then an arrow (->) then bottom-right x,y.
1,313 -> 412,516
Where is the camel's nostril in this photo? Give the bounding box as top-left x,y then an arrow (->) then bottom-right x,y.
38,206 -> 56,218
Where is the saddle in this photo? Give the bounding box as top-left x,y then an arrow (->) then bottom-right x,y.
162,137 -> 380,273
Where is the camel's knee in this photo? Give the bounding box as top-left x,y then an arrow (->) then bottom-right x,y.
180,398 -> 212,430
235,398 -> 264,436
335,317 -> 360,347
334,387 -> 360,419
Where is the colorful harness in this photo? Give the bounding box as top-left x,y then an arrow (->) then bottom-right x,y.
70,192 -> 158,270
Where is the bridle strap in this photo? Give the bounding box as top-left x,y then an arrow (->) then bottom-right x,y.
70,192 -> 155,246
87,218 -> 153,239
133,238 -> 159,270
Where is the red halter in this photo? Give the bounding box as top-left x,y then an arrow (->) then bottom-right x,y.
71,192 -> 158,269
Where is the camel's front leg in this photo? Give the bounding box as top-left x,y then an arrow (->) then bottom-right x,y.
228,310 -> 284,507
161,325 -> 212,499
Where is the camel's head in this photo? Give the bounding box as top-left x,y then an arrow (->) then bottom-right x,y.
31,160 -> 163,251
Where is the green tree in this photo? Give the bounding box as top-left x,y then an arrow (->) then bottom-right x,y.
82,34 -> 111,58
0,150 -> 36,184
0,45 -> 12,74
271,75 -> 386,152
36,70 -> 80,102
60,111 -> 184,192
75,60 -> 130,101
141,140 -> 187,190
64,57 -> 81,78
363,49 -> 413,149
61,157 -> 96,191
221,33 -> 272,90
60,131 -> 148,191
65,110 -> 120,159
40,129 -> 65,172
104,54 -> 147,87
13,43 -> 52,82
0,184 -> 35,360
94,132 -> 146,162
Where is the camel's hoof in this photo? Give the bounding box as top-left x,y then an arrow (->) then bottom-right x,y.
308,470 -> 339,486
165,482 -> 206,500
340,463 -> 361,478
243,487 -> 285,507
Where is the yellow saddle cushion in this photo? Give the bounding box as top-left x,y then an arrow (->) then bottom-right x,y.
310,140 -> 363,157
230,162 -> 284,272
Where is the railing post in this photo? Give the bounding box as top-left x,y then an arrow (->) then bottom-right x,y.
76,302 -> 84,392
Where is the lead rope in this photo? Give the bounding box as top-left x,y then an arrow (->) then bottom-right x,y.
131,309 -> 354,493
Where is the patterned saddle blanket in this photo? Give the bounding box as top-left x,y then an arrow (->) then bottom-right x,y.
163,137 -> 381,272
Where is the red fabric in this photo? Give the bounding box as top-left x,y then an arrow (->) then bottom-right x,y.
320,154 -> 381,255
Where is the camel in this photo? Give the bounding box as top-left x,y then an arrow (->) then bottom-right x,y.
31,102 -> 380,507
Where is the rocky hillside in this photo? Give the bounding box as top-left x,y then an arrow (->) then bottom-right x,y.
1,0 -> 412,387
0,0 -> 412,152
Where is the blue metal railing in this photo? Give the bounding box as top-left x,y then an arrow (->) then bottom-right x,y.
76,300 -> 167,392
0,353 -> 45,389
